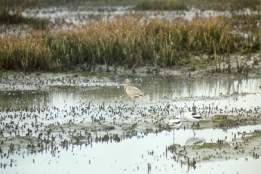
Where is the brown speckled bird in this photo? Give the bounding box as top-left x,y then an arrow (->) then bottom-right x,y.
123,79 -> 144,99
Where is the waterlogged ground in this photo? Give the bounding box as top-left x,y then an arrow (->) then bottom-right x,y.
20,6 -> 257,25
1,5 -> 256,35
0,73 -> 261,173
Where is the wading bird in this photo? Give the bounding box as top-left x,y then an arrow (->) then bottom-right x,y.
181,110 -> 203,136
123,79 -> 144,99
181,111 -> 202,123
169,116 -> 182,129
169,109 -> 182,129
169,109 -> 182,144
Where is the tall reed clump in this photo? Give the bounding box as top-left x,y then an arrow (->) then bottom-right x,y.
44,17 -> 154,69
46,16 -> 238,68
0,34 -> 56,70
0,16 -> 258,71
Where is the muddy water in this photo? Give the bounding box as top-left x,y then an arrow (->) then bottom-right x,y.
0,75 -> 260,173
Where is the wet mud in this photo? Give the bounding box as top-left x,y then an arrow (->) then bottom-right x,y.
168,130 -> 261,169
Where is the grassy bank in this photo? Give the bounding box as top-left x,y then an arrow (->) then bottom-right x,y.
0,16 -> 258,71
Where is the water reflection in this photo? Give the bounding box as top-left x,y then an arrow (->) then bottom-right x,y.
1,125 -> 260,174
0,77 -> 260,109
0,91 -> 49,109
141,77 -> 261,99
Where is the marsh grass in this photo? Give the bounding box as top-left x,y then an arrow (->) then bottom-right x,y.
0,16 -> 258,71
0,35 -> 55,70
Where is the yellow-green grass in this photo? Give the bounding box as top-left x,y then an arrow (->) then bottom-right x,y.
0,16 -> 258,71
0,35 -> 55,70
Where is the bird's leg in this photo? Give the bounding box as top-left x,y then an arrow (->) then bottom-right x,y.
193,129 -> 196,137
172,129 -> 175,145
133,99 -> 139,108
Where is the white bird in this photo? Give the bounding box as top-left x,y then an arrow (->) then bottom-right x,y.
180,111 -> 203,136
168,116 -> 182,129
169,109 -> 182,129
185,137 -> 205,146
123,79 -> 144,99
181,111 -> 202,123
169,110 -> 182,145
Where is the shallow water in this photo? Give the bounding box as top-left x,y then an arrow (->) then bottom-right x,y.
2,126 -> 261,174
0,75 -> 260,173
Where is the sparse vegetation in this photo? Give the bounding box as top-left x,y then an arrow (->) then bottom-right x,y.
251,130 -> 261,138
198,114 -> 261,129
196,142 -> 226,149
